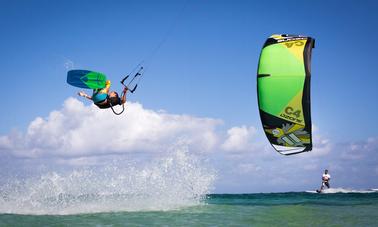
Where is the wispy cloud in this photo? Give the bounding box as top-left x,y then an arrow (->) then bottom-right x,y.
63,57 -> 74,70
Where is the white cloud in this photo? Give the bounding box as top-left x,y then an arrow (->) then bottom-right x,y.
340,137 -> 378,160
366,137 -> 378,150
0,98 -> 222,158
303,163 -> 318,170
221,126 -> 257,152
235,163 -> 261,174
268,176 -> 289,186
307,127 -> 333,157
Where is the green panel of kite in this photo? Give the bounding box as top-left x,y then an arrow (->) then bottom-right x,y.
257,34 -> 315,155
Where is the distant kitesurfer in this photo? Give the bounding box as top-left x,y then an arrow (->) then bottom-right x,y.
318,169 -> 331,192
78,80 -> 128,109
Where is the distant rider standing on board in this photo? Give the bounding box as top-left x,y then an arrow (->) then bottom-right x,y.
320,169 -> 331,191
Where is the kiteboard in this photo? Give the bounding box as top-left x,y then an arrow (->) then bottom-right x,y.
67,70 -> 107,89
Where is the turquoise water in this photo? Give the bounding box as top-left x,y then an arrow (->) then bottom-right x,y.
1,192 -> 377,226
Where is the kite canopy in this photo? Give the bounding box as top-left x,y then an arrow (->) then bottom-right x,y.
257,34 -> 315,155
67,70 -> 107,89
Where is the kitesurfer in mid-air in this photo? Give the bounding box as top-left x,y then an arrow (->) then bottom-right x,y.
317,169 -> 331,192
78,80 -> 128,109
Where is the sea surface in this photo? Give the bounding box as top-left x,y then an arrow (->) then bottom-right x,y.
1,191 -> 377,226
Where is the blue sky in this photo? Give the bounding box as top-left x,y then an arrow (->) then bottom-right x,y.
1,0 -> 378,195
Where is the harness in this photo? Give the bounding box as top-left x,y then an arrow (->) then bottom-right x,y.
108,95 -> 124,115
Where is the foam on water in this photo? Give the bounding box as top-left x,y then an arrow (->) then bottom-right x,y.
306,188 -> 377,194
0,148 -> 216,215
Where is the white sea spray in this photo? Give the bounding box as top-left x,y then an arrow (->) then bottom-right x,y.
0,147 -> 216,215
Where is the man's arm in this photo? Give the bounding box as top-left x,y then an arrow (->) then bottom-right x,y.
120,87 -> 128,104
78,91 -> 92,101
